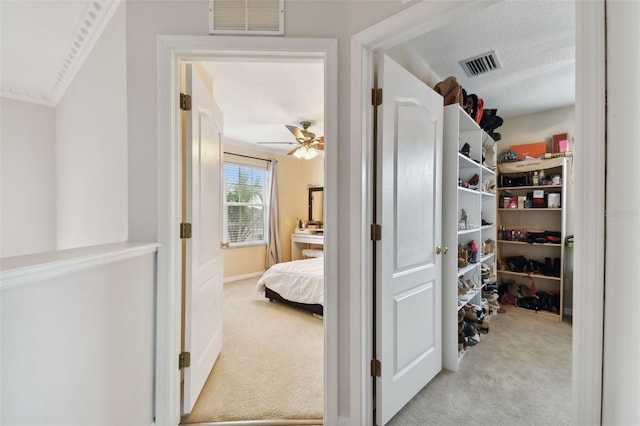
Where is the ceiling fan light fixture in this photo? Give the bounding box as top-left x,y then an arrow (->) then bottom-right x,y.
293,146 -> 318,160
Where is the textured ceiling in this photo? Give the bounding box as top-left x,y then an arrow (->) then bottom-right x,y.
1,0 -> 575,153
401,0 -> 575,119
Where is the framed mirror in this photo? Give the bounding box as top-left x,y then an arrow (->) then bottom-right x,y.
308,187 -> 323,226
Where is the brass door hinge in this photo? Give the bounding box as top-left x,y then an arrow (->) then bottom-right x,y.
372,88 -> 382,106
371,359 -> 381,377
178,352 -> 191,369
180,223 -> 192,239
180,93 -> 192,111
371,224 -> 382,241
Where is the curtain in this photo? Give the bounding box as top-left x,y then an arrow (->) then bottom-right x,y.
266,161 -> 282,267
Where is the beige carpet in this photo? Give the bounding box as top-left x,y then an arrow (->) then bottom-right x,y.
388,306 -> 572,425
182,277 -> 324,423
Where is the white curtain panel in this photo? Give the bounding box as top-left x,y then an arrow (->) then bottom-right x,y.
266,161 -> 282,267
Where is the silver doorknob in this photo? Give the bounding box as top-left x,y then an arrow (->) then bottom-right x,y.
220,242 -> 230,249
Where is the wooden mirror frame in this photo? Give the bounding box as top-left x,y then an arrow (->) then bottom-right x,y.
308,186 -> 323,226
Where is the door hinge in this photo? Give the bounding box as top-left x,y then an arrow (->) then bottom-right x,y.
180,93 -> 192,111
178,351 -> 191,369
371,359 -> 381,377
180,222 -> 192,239
371,224 -> 382,241
372,88 -> 383,106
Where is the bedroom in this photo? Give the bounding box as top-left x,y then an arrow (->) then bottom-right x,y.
180,60 -> 326,423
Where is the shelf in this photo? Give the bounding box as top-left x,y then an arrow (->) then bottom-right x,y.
457,347 -> 471,364
498,208 -> 562,212
481,164 -> 496,175
495,157 -> 569,325
497,270 -> 561,281
458,186 -> 481,195
444,104 -> 498,372
458,152 -> 481,168
480,253 -> 495,262
498,185 -> 562,191
497,240 -> 561,247
457,288 -> 482,310
458,227 -> 481,235
510,305 -> 561,320
482,277 -> 497,287
457,263 -> 478,276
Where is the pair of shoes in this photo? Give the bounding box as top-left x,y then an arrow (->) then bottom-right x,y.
475,320 -> 490,334
518,284 -> 532,298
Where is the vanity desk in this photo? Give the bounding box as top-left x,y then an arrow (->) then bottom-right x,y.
291,230 -> 324,260
291,186 -> 324,260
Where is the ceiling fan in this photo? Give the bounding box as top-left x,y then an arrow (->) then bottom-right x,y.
259,121 -> 324,159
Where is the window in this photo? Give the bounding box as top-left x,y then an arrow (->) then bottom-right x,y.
223,161 -> 268,246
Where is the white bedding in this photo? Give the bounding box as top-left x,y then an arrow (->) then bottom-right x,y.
256,257 -> 324,306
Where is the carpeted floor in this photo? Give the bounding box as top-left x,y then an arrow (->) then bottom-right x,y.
182,277 -> 324,424
182,278 -> 571,425
388,306 -> 572,425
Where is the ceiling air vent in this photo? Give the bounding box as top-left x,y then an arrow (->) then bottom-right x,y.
460,51 -> 502,77
209,0 -> 284,35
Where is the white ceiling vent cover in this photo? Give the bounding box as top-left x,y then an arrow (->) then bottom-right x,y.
209,0 -> 284,35
460,51 -> 502,77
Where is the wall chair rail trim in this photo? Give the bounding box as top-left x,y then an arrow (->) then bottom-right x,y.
0,242 -> 160,290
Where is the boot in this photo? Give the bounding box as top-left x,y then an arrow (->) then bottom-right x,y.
544,257 -> 553,276
553,257 -> 561,277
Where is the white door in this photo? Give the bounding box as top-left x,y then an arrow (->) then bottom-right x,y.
183,63 -> 224,414
375,54 -> 443,425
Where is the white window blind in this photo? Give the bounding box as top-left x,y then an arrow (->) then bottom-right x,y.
223,161 -> 268,246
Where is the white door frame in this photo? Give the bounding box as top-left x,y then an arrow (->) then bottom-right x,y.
156,36 -> 338,425
350,1 -> 605,424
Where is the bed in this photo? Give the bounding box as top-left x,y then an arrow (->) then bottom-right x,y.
256,257 -> 324,315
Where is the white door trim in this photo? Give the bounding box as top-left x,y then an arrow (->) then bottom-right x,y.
156,36 -> 338,426
573,1 -> 605,424
350,1 -> 605,424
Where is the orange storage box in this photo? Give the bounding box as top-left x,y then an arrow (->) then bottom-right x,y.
510,142 -> 547,160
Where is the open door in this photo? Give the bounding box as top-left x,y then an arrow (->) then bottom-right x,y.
374,54 -> 443,425
182,63 -> 224,414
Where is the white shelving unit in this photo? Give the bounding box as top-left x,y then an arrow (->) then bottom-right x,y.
495,157 -> 570,322
442,104 -> 497,372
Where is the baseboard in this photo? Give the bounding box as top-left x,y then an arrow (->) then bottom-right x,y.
223,271 -> 265,283
564,307 -> 572,316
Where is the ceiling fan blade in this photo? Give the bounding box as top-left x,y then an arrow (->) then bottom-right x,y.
257,141 -> 295,144
287,146 -> 301,156
317,136 -> 324,144
286,124 -> 305,141
315,143 -> 325,151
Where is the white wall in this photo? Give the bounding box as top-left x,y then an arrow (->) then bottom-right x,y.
56,1 -> 128,249
0,98 -> 57,257
125,2 -> 403,420
497,106 -> 575,154
1,244 -> 157,426
603,1 -> 640,424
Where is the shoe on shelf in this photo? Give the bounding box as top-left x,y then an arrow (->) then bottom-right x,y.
460,143 -> 471,157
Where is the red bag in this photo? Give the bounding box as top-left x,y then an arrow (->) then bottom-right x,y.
475,98 -> 484,124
